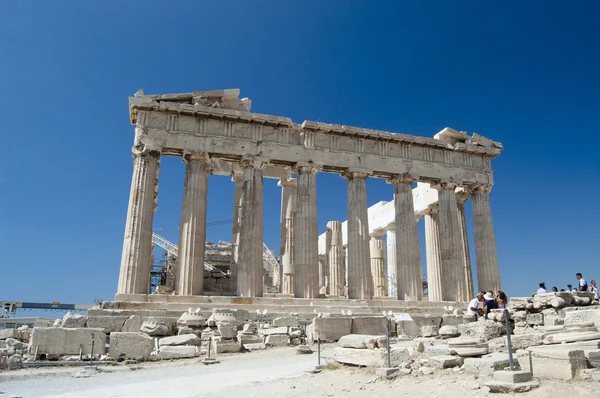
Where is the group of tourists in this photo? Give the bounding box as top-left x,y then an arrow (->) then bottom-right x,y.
466,290 -> 508,320
536,273 -> 599,301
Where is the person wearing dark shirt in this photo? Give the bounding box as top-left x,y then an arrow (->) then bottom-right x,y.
483,291 -> 496,319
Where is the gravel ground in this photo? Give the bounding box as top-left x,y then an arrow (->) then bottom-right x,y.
0,345 -> 597,398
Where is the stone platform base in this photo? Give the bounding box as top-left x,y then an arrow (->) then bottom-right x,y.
94,294 -> 467,336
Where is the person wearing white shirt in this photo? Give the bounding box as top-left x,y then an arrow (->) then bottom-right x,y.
536,282 -> 547,295
466,292 -> 484,319
576,273 -> 588,292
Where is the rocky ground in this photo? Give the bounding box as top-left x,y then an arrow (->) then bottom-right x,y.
0,346 -> 597,398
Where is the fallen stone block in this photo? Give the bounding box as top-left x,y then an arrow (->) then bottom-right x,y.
30,328 -> 106,356
158,345 -> 197,359
257,326 -> 288,336
243,342 -> 265,350
461,319 -> 503,340
338,334 -> 386,349
493,370 -> 532,383
508,298 -> 532,311
485,380 -> 540,393
422,344 -> 451,358
237,333 -> 263,345
351,316 -> 389,335
333,346 -> 410,367
439,325 -> 460,337
448,337 -> 489,357
208,309 -> 239,327
217,322 -> 237,339
509,333 -> 545,349
159,334 -> 200,346
122,315 -> 143,333
428,355 -> 463,369
311,317 -> 352,342
60,314 -> 88,328
272,317 -> 299,328
177,313 -> 206,328
7,354 -> 23,370
587,350 -> 600,368
463,353 -> 517,376
265,334 -> 288,346
564,309 -> 600,328
413,337 -> 435,352
526,313 -> 543,326
5,338 -> 26,349
421,325 -> 439,337
517,346 -> 587,380
140,319 -> 173,336
297,344 -> 313,354
108,332 -> 154,360
211,340 -> 241,353
543,331 -> 600,345
87,316 -> 129,333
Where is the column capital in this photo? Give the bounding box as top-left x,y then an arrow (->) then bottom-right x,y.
455,187 -> 471,204
431,181 -> 459,191
240,156 -> 269,169
293,162 -> 320,175
277,177 -> 297,188
132,146 -> 161,158
342,168 -> 371,180
470,183 -> 493,194
386,173 -> 419,185
182,151 -> 210,164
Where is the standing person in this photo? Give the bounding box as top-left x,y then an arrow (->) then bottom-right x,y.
589,280 -> 599,302
483,292 -> 496,319
576,273 -> 588,292
496,291 -> 508,308
551,287 -> 558,292
536,283 -> 547,295
567,284 -> 576,293
466,292 -> 484,320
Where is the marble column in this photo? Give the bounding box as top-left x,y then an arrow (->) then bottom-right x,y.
327,221 -> 345,296
471,184 -> 501,292
278,178 -> 297,295
175,153 -> 209,296
370,234 -> 388,298
424,206 -> 443,301
435,182 -> 467,302
118,150 -> 160,295
389,176 -> 423,300
293,164 -> 319,299
456,190 -> 474,299
345,171 -> 373,300
386,228 -> 398,297
229,174 -> 243,295
237,157 -> 266,297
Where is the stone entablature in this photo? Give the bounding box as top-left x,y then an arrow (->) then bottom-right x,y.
129,89 -> 502,186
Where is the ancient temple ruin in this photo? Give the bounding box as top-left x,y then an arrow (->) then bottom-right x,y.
116,88 -> 502,307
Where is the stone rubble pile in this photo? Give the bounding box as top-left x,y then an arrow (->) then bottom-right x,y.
1,308 -> 309,368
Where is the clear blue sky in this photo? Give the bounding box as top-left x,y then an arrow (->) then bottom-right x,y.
1,1 -> 599,313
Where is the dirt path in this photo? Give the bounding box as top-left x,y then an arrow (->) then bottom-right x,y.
0,346 -> 597,398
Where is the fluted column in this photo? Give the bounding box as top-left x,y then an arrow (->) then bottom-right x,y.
424,206 -> 443,301
278,177 -> 297,295
345,171 -> 373,300
389,175 -> 423,300
370,233 -> 388,298
118,149 -> 160,295
229,174 -> 243,294
237,157 -> 266,297
435,182 -> 467,301
175,153 -> 209,296
327,221 -> 345,296
386,228 -> 397,297
293,164 -> 319,298
471,184 -> 501,292
456,190 -> 474,299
